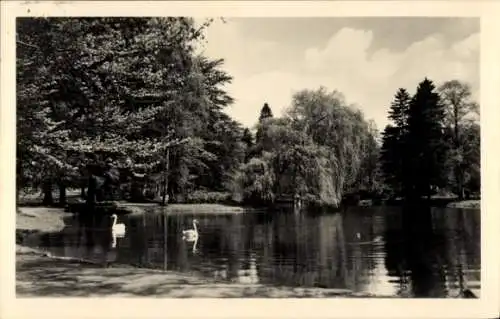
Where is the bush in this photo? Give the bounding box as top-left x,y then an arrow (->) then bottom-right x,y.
184,190 -> 232,204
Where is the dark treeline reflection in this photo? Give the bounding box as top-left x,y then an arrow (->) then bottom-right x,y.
384,204 -> 480,297
34,206 -> 480,297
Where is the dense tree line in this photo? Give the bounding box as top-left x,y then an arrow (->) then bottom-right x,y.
380,78 -> 480,202
17,18 -> 479,209
17,17 -> 248,205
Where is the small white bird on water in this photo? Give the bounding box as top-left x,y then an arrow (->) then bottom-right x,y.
182,219 -> 199,242
111,214 -> 126,236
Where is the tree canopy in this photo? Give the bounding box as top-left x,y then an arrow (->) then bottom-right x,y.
235,87 -> 378,207
17,18 -> 479,208
16,17 -> 244,204
380,78 -> 480,202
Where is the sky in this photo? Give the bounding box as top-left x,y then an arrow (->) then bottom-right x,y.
198,18 -> 479,131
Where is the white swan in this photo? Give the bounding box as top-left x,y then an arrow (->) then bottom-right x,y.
182,219 -> 199,241
111,214 -> 126,236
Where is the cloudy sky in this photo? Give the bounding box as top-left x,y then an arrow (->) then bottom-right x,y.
198,18 -> 479,131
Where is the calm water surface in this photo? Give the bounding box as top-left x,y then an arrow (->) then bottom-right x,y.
33,206 -> 480,298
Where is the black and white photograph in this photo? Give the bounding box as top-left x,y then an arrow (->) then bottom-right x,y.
2,1 -> 499,318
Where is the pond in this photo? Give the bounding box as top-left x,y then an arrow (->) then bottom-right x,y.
30,205 -> 480,298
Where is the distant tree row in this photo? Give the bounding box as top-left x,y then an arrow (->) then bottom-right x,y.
380,78 -> 479,202
235,78 -> 480,207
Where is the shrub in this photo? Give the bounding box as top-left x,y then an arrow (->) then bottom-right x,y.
184,190 -> 232,204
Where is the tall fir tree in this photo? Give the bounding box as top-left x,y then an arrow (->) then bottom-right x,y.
406,78 -> 448,200
380,125 -> 400,196
380,88 -> 411,197
256,102 -> 274,148
259,102 -> 273,122
388,88 -> 411,131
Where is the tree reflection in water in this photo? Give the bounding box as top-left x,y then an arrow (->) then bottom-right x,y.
30,205 -> 479,297
384,204 -> 480,298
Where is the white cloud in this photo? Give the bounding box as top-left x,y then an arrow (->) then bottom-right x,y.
305,28 -> 374,73
199,18 -> 280,77
202,21 -> 479,131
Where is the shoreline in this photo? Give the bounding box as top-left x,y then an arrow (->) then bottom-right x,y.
444,199 -> 480,209
363,199 -> 480,209
17,246 -> 374,298
17,249 -> 375,298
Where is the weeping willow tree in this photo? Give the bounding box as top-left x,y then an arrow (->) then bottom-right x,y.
287,87 -> 375,194
235,87 -> 375,207
235,152 -> 276,205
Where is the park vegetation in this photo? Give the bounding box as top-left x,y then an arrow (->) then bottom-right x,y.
16,18 -> 480,209
380,79 -> 480,202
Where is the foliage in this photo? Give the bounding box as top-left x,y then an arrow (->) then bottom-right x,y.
356,120 -> 383,196
237,153 -> 276,205
457,121 -> 480,196
380,88 -> 412,197
255,102 -> 274,146
438,80 -> 480,199
18,18 -> 480,208
381,79 -> 479,201
235,88 -> 376,207
184,190 -> 232,204
287,87 -> 375,194
259,102 -> 273,122
17,17 -> 243,204
406,78 -> 449,198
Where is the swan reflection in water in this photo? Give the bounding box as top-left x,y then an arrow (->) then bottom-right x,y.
111,229 -> 126,249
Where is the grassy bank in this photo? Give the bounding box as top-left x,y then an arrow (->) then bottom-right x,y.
17,206 -> 69,232
118,202 -> 254,216
16,207 -> 69,253
445,200 -> 480,209
377,197 -> 480,209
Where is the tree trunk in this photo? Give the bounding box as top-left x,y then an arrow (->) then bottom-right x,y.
87,175 -> 96,205
455,166 -> 464,200
16,186 -> 20,205
453,104 -> 464,200
59,183 -> 67,206
42,180 -> 53,205
458,173 -> 464,200
16,163 -> 22,205
161,148 -> 170,206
